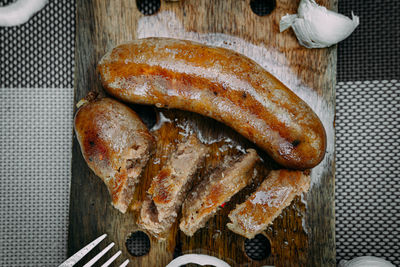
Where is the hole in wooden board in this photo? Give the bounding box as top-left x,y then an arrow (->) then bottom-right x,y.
126,231 -> 151,256
244,234 -> 271,261
136,0 -> 161,15
250,0 -> 276,16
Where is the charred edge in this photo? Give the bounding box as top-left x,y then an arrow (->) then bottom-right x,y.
149,200 -> 160,223
85,91 -> 99,102
291,140 -> 301,147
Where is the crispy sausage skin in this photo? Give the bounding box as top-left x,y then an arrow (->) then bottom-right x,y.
74,97 -> 154,213
98,37 -> 326,169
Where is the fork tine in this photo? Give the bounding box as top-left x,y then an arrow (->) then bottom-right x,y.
82,242 -> 115,267
58,234 -> 107,267
101,250 -> 122,267
119,259 -> 130,267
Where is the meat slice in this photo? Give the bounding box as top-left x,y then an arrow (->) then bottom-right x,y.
74,97 -> 154,213
179,149 -> 259,236
227,170 -> 310,239
139,135 -> 209,238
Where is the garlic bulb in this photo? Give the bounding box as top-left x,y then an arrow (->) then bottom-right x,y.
0,0 -> 48,27
166,254 -> 231,267
280,0 -> 359,48
338,256 -> 395,267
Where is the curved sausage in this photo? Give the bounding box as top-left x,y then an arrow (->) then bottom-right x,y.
98,37 -> 326,169
74,97 -> 154,213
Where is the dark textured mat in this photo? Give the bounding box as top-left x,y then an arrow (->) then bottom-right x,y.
0,0 -> 75,88
337,0 -> 400,81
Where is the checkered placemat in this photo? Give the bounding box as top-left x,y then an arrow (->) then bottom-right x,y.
0,0 -> 399,266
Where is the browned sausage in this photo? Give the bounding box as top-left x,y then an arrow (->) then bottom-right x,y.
227,169 -> 310,239
180,149 -> 259,236
74,97 -> 154,213
98,37 -> 326,169
139,135 -> 209,239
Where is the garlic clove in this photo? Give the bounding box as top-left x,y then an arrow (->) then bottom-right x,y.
280,0 -> 359,48
280,14 -> 298,32
338,256 -> 395,267
166,254 -> 231,267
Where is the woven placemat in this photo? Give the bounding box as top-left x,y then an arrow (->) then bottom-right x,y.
0,0 -> 74,88
0,88 -> 73,266
337,0 -> 400,81
336,80 -> 400,264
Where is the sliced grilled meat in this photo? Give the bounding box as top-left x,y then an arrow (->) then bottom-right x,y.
227,170 -> 310,239
139,135 -> 209,238
180,149 -> 259,236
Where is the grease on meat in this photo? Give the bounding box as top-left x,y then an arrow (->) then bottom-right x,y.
180,149 -> 259,236
139,135 -> 209,238
227,170 -> 310,239
98,37 -> 326,169
74,97 -> 154,213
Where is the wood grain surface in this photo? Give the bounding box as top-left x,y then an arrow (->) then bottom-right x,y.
69,0 -> 336,266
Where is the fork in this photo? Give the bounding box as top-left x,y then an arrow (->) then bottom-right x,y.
59,234 -> 129,267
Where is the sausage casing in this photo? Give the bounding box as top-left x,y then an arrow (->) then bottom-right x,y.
98,38 -> 326,169
74,97 -> 154,213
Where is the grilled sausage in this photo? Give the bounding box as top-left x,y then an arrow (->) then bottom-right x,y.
180,149 -> 259,236
74,97 -> 154,213
227,170 -> 310,239
98,37 -> 326,169
139,135 -> 209,238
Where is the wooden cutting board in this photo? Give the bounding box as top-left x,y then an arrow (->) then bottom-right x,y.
69,0 -> 336,266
